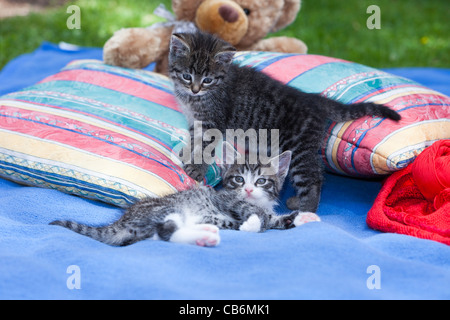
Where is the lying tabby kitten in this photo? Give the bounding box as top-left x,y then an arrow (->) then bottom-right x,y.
50,149 -> 320,247
168,31 -> 401,213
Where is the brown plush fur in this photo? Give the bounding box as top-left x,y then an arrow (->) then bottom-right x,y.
103,0 -> 307,73
195,0 -> 248,45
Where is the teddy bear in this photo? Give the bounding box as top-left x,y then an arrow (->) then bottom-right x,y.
103,0 -> 307,74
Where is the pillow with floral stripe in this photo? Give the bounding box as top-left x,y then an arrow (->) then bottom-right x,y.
0,59 -> 221,207
234,52 -> 450,177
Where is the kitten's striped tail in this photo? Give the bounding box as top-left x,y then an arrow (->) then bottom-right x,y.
326,100 -> 401,123
49,220 -> 130,246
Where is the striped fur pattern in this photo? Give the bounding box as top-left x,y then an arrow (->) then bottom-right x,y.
50,151 -> 315,247
168,31 -> 401,212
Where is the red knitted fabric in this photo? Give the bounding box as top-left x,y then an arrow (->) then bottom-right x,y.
411,140 -> 450,202
366,140 -> 450,245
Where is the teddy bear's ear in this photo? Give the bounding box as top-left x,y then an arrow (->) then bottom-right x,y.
172,0 -> 203,21
170,33 -> 191,57
271,0 -> 301,32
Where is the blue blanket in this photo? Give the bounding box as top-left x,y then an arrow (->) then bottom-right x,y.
1,43 -> 449,300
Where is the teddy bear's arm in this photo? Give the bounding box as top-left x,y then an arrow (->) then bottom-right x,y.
249,36 -> 307,54
103,27 -> 174,69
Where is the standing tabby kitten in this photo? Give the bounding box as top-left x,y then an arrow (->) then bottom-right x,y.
168,31 -> 401,212
50,150 -> 319,247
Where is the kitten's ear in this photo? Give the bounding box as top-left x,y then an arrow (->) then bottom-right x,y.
278,151 -> 292,180
214,46 -> 236,66
269,151 -> 291,181
170,33 -> 190,57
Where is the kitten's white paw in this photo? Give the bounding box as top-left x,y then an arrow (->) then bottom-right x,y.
192,225 -> 220,246
239,214 -> 261,232
195,232 -> 220,247
293,212 -> 321,227
170,227 -> 220,247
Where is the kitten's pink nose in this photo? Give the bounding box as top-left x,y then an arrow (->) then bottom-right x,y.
191,84 -> 201,94
245,187 -> 253,194
218,4 -> 239,23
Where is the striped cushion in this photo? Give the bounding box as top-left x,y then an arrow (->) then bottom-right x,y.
234,52 -> 450,177
0,60 -> 221,207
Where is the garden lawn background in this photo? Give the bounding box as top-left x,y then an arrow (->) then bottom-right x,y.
0,0 -> 449,70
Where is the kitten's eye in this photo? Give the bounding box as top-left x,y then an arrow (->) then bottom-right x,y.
202,77 -> 213,84
233,176 -> 244,184
243,8 -> 251,15
255,178 -> 267,185
182,73 -> 192,81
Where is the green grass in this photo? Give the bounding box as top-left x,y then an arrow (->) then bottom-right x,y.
1,0 -> 449,70
278,0 -> 450,68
